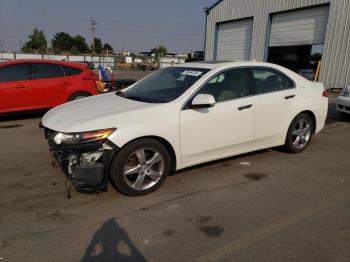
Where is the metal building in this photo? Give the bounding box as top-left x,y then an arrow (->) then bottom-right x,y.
204,0 -> 350,90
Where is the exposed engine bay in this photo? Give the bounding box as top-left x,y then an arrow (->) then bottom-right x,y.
42,126 -> 118,194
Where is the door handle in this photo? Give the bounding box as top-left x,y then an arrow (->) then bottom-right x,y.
284,94 -> 296,100
238,104 -> 253,111
16,84 -> 25,88
59,81 -> 66,84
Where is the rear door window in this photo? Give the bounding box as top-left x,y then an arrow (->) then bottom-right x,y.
0,63 -> 31,82
32,63 -> 65,79
62,65 -> 82,76
251,67 -> 294,94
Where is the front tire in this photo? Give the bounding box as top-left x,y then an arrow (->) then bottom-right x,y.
110,138 -> 170,196
284,113 -> 314,153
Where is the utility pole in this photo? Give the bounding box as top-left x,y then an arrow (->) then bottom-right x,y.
18,37 -> 22,51
106,48 -> 109,68
0,40 -> 4,61
89,18 -> 97,55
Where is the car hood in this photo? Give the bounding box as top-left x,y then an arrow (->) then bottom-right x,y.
42,93 -> 155,133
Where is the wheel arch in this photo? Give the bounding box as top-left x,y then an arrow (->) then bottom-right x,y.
116,135 -> 177,172
297,110 -> 317,134
283,110 -> 317,144
67,91 -> 92,101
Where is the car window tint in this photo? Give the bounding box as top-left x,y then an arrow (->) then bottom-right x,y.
33,63 -> 65,79
0,63 -> 30,82
62,65 -> 82,76
252,68 -> 294,94
208,74 -> 225,84
198,68 -> 249,102
123,67 -> 209,103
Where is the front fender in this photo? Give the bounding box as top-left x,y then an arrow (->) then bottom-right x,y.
107,118 -> 182,169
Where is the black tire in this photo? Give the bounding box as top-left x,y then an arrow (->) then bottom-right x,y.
284,113 -> 314,153
339,112 -> 350,120
68,92 -> 90,102
110,138 -> 171,196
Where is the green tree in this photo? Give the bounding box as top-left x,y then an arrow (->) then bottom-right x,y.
103,43 -> 113,53
151,45 -> 167,58
22,28 -> 47,53
93,37 -> 102,54
72,35 -> 89,53
51,32 -> 74,52
69,46 -> 80,55
53,48 -> 62,55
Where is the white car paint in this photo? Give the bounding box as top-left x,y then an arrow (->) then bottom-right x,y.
336,86 -> 350,115
42,61 -> 328,170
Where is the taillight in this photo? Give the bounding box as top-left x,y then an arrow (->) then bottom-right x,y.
83,72 -> 98,80
322,89 -> 329,97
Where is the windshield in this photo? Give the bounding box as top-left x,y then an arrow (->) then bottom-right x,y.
120,67 -> 210,103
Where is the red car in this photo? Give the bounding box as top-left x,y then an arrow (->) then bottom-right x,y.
0,59 -> 98,114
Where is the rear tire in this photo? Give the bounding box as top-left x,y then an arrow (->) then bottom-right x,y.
284,113 -> 314,153
110,138 -> 170,196
68,92 -> 90,101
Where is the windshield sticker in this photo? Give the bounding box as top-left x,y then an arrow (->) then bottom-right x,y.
181,70 -> 203,77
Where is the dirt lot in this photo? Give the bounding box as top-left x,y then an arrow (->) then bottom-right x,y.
0,96 -> 349,262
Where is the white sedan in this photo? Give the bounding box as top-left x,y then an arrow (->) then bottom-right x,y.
336,86 -> 350,117
41,61 -> 328,196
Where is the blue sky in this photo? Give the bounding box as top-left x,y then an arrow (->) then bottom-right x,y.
0,0 -> 217,53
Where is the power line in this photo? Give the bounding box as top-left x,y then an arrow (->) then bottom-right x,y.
89,18 -> 97,55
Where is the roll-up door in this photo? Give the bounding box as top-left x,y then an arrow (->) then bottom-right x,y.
215,18 -> 253,60
269,6 -> 329,47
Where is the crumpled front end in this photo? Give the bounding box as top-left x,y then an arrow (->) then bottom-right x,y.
42,126 -> 118,193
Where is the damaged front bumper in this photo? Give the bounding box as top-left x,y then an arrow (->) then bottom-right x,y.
42,126 -> 118,193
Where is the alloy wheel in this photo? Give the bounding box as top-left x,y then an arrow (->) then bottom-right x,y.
291,118 -> 311,149
123,148 -> 165,190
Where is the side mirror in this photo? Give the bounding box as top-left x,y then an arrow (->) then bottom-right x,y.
191,94 -> 216,108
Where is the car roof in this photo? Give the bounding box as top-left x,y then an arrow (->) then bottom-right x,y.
0,59 -> 87,69
172,60 -> 306,82
172,61 -> 229,69
173,60 -> 292,71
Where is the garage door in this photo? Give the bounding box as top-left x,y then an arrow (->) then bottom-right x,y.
215,19 -> 253,60
269,6 -> 329,47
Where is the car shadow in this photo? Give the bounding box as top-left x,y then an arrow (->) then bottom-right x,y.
174,149 -> 270,175
0,110 -> 47,122
81,218 -> 146,262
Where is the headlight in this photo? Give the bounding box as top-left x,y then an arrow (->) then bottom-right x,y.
340,86 -> 349,97
53,128 -> 116,145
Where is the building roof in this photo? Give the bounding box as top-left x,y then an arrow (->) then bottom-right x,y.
206,0 -> 224,13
